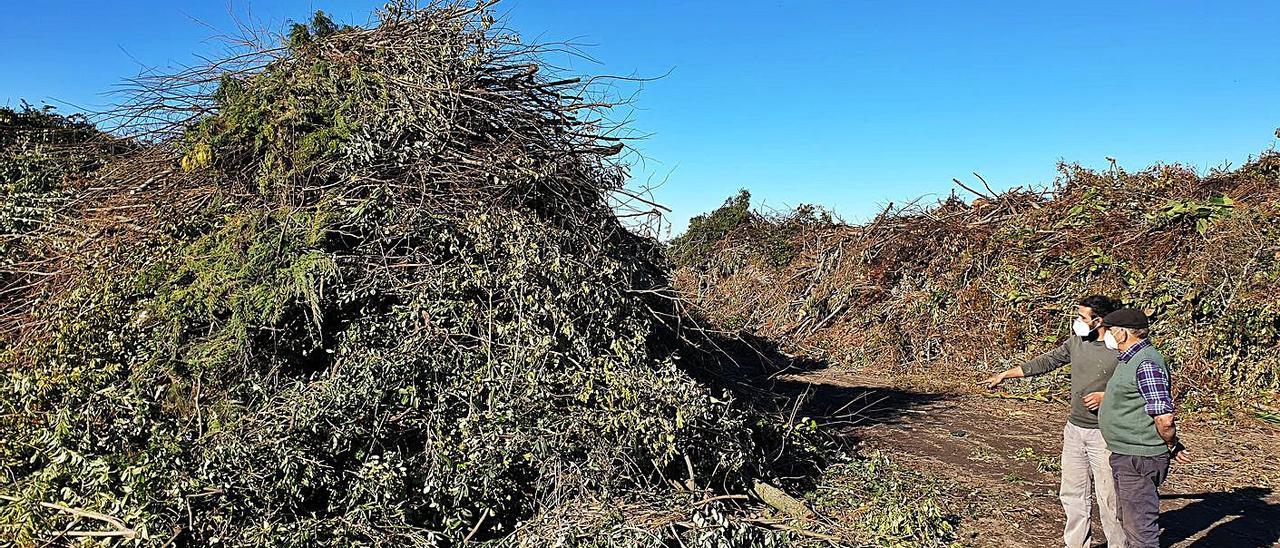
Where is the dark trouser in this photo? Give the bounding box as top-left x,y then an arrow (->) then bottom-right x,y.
1109,452 -> 1171,548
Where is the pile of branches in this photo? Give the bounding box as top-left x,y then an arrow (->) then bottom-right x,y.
672,154 -> 1280,404
0,4 -> 830,546
0,104 -> 126,301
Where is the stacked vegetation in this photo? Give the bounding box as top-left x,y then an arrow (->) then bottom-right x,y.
0,105 -> 121,303
0,5 -> 859,546
672,155 -> 1280,406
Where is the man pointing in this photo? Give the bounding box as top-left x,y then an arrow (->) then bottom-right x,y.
984,295 -> 1125,547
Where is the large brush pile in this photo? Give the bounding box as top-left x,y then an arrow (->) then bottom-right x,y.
0,4 -> 825,546
672,155 -> 1280,405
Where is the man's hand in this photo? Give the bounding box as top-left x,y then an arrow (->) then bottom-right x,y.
981,372 -> 1007,389
980,366 -> 1025,389
1172,447 -> 1192,464
1154,414 -> 1189,463
1082,391 -> 1105,411
1170,441 -> 1192,464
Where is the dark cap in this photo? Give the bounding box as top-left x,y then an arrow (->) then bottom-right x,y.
1102,308 -> 1149,329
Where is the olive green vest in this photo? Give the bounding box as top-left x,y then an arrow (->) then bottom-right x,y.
1099,343 -> 1171,457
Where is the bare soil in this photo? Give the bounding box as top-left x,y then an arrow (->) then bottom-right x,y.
782,367 -> 1280,547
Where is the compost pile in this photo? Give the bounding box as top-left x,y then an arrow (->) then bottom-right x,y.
0,4 -> 824,546
672,155 -> 1280,404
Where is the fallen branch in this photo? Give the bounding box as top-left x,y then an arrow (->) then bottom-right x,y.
463,508 -> 490,543
0,494 -> 140,540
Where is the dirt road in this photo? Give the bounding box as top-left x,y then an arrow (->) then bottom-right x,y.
783,368 -> 1280,547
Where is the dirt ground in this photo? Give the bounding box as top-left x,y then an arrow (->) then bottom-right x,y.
780,368 -> 1280,548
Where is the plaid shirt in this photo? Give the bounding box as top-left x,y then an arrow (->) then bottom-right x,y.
1118,339 -> 1174,416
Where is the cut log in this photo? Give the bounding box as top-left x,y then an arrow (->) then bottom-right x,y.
751,480 -> 813,519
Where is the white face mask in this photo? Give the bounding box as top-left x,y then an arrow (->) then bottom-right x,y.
1104,330 -> 1119,350
1072,318 -> 1093,337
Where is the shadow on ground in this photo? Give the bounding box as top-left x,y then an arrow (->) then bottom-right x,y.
679,329 -> 948,439
1160,487 -> 1280,547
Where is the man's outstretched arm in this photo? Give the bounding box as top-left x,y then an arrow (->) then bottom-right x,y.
983,365 -> 1024,388
983,342 -> 1070,388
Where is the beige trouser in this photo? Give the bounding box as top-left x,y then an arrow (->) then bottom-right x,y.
1061,422 -> 1126,548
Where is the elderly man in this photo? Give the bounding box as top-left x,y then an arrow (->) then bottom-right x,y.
983,295 -> 1125,548
1098,308 -> 1191,548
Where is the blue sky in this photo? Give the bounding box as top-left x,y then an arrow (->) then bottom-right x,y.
3,1 -> 1278,235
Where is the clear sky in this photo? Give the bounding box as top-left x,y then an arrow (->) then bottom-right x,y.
4,1 -> 1278,235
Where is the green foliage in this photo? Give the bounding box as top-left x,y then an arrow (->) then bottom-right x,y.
1153,194 -> 1234,235
0,4 -> 827,546
1012,447 -> 1060,473
686,502 -> 785,548
1,192 -> 789,543
1055,187 -> 1106,229
288,11 -> 354,51
669,190 -> 753,266
810,453 -> 956,547
669,190 -> 833,271
179,49 -> 365,194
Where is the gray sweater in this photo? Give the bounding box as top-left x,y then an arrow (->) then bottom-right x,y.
1021,335 -> 1119,429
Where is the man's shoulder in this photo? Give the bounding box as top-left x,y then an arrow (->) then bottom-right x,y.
1142,347 -> 1172,377
1137,343 -> 1168,364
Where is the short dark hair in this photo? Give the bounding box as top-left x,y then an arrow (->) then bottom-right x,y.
1078,295 -> 1117,319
